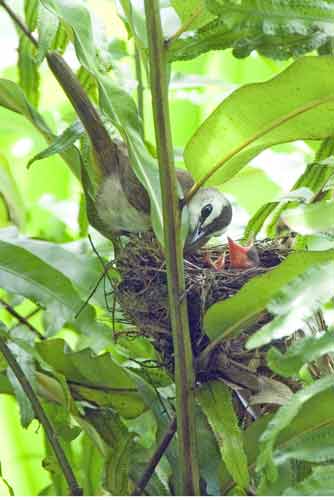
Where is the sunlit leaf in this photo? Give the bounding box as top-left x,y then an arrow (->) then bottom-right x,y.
27,121 -> 85,169
36,4 -> 60,64
18,36 -> 40,108
244,136 -> 334,239
169,0 -> 334,62
0,79 -> 82,179
171,0 -> 214,30
282,199 -> 334,235
185,57 -> 334,188
0,240 -> 113,345
221,388 -> 334,492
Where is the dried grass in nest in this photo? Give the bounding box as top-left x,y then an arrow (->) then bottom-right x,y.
116,235 -> 286,340
114,233 -> 301,420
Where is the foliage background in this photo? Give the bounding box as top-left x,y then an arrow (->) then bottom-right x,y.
0,0 -> 332,495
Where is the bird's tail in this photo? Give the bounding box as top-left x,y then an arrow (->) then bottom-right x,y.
46,51 -> 117,178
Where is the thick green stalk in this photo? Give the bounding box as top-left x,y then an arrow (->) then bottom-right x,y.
144,1 -> 200,495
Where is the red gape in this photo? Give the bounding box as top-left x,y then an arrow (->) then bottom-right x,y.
203,238 -> 260,271
227,237 -> 260,269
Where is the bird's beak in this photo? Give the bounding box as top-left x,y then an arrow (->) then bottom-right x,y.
227,237 -> 260,269
185,219 -> 208,252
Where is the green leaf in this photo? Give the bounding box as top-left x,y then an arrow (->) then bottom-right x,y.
36,339 -> 146,418
243,202 -> 278,242
220,389 -> 334,492
204,249 -> 334,342
85,407 -> 132,495
0,229 -> 115,308
192,404 -> 222,495
247,261 -> 334,349
90,409 -> 132,494
0,239 -> 113,345
185,57 -> 334,187
171,0 -> 214,30
275,426 -> 334,466
244,137 -> 334,239
0,155 -> 26,229
283,465 -> 334,496
18,36 -> 40,108
257,376 -> 334,483
198,381 -> 249,489
168,0 -> 334,62
282,199 -> 334,235
36,4 -> 60,64
0,79 -> 82,180
118,0 -> 147,48
24,0 -> 39,31
0,239 -> 82,335
76,66 -> 98,103
267,328 -> 334,377
79,434 -> 104,495
128,371 -> 178,472
27,120 -> 85,168
52,20 -> 69,53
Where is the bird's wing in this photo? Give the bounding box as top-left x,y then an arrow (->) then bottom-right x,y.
117,143 -> 150,215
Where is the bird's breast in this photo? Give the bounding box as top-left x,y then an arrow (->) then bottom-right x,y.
96,174 -> 151,234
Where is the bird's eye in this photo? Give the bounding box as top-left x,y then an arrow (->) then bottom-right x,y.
201,203 -> 213,220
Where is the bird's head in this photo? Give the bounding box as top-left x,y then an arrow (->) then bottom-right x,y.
185,187 -> 232,252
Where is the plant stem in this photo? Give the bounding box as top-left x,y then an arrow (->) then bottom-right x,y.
0,298 -> 44,339
0,335 -> 83,495
144,1 -> 200,495
0,0 -> 37,47
131,416 -> 177,496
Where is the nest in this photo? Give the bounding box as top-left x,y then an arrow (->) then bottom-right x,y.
115,233 -> 290,359
113,234 -> 305,421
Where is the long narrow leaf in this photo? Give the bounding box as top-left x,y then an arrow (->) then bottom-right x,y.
198,380 -> 249,490
256,376 -> 334,483
267,328 -> 334,377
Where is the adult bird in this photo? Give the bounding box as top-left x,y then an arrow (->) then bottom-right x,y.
47,52 -> 233,253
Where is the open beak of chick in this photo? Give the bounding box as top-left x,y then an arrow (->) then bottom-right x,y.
227,237 -> 260,269
204,238 -> 260,271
